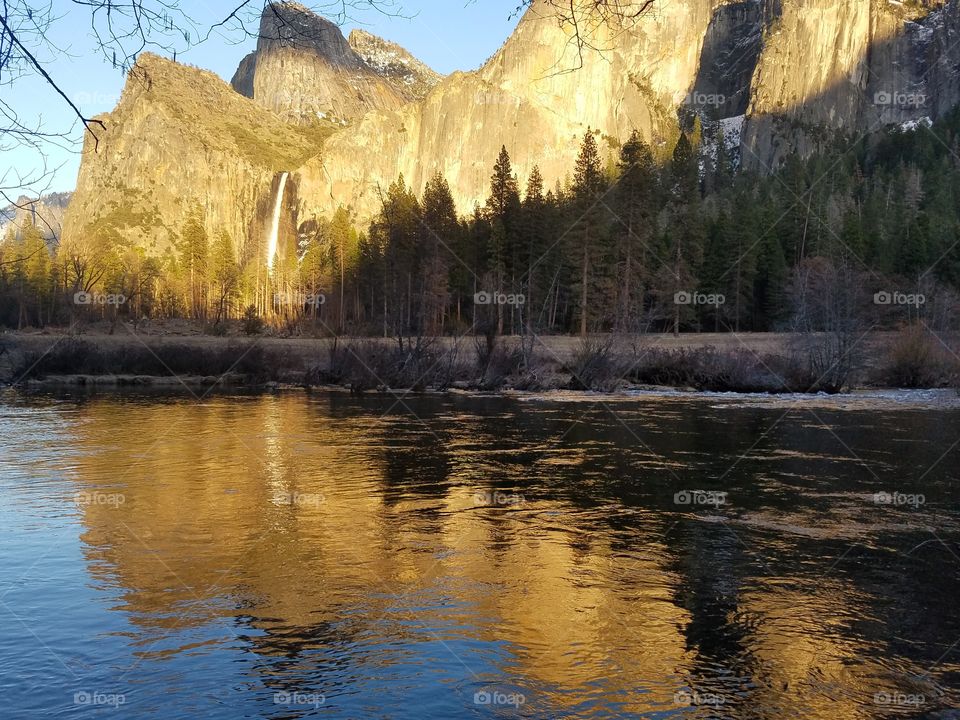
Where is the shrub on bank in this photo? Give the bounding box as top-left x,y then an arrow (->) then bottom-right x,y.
873,325 -> 959,388
305,337 -> 470,393
627,347 -> 825,393
566,338 -> 632,392
11,332 -> 957,395
11,338 -> 284,383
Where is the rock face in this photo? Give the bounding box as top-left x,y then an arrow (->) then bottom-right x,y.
298,0 -> 960,219
740,0 -> 960,169
64,0 -> 960,254
230,1 -> 441,125
297,0 -> 722,219
63,53 -> 330,260
348,29 -> 443,100
1,192 -> 72,243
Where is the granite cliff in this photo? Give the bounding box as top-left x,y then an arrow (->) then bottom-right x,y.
61,53 -> 332,261
1,192 -> 72,243
230,1 -> 441,125
63,0 -> 960,257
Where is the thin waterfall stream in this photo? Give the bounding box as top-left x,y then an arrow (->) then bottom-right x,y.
266,172 -> 288,271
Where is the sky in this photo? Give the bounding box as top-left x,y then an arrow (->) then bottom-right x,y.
4,1 -> 523,197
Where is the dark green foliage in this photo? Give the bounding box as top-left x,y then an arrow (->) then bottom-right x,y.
5,111 -> 960,337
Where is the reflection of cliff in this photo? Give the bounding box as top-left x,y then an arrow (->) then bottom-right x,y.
63,393 -> 953,715
67,394 -> 695,710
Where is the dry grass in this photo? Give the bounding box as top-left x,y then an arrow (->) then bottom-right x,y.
3,327 -> 938,392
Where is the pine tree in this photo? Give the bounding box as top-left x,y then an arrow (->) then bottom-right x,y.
520,166 -> 549,332
663,133 -> 705,333
420,173 -> 458,333
210,229 -> 238,323
569,130 -> 609,335
329,206 -> 359,331
371,175 -> 422,338
179,205 -> 208,320
23,224 -> 51,327
611,130 -> 657,332
485,146 -> 522,333
753,230 -> 789,330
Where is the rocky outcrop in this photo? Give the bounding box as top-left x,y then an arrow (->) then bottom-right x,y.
230,1 -> 441,125
300,0 -> 960,216
297,0 -> 723,219
1,192 -> 72,243
348,29 -> 443,100
63,53 -> 329,259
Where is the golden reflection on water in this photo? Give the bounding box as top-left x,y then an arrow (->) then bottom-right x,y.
50,392 -> 956,717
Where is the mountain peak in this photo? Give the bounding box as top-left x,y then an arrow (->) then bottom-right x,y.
257,1 -> 363,69
348,28 -> 443,97
231,3 -> 441,124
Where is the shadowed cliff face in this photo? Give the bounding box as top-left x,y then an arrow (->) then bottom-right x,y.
65,0 -> 960,253
741,0 -> 959,170
689,0 -> 776,119
230,1 -> 442,125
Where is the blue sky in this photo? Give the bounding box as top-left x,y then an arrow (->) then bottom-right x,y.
5,1 -> 522,196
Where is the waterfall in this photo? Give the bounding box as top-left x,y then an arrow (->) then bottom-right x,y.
266,172 -> 288,272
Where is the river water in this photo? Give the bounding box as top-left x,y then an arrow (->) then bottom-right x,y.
0,388 -> 958,718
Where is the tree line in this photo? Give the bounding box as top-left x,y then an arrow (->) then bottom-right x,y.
2,111 -> 960,335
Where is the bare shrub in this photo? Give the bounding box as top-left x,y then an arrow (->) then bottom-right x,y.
788,258 -> 870,392
306,336 -> 458,392
875,325 -> 958,388
567,336 -> 631,391
473,334 -> 521,390
627,347 -> 820,393
627,347 -> 705,388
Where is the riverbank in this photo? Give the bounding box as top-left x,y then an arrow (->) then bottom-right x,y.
2,327 -> 957,395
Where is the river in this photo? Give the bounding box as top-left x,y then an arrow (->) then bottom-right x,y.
0,388 -> 957,718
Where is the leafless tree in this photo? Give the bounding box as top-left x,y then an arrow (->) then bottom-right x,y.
788,256 -> 872,392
